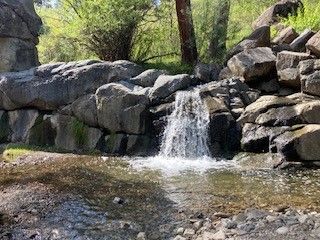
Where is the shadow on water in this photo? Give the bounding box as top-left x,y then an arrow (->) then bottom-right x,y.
0,157 -> 180,239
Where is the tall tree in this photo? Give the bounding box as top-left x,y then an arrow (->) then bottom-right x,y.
175,0 -> 198,65
208,0 -> 230,61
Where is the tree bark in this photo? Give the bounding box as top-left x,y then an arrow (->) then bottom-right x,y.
208,0 -> 230,61
175,0 -> 198,65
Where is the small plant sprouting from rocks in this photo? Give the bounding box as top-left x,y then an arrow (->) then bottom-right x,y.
71,119 -> 88,148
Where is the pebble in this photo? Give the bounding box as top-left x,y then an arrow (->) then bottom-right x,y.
194,220 -> 204,230
136,232 -> 146,240
176,227 -> 184,235
183,228 -> 196,236
212,230 -> 226,240
173,236 -> 186,240
213,212 -> 231,218
266,215 -> 277,223
112,197 -> 124,205
276,226 -> 289,234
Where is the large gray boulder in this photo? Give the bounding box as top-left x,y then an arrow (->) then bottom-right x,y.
8,109 -> 39,142
241,123 -> 291,152
148,74 -> 192,103
227,47 -> 276,82
0,60 -> 142,110
274,124 -> 320,161
71,94 -> 98,127
252,0 -> 302,29
50,114 -> 103,152
0,0 -> 42,72
96,82 -> 150,134
128,69 -> 167,87
276,51 -> 313,88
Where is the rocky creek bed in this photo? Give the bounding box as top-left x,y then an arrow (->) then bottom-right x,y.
1,152 -> 320,240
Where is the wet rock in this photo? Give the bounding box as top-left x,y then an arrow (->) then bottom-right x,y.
128,69 -> 168,87
149,74 -> 192,103
104,134 -> 127,155
273,26 -> 299,44
290,29 -> 315,52
96,82 -> 150,134
276,51 -> 313,88
306,31 -> 320,57
194,63 -> 221,83
252,0 -> 302,29
227,47 -> 276,82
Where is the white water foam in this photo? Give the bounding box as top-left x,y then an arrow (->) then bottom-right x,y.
159,89 -> 211,158
129,89 -> 235,176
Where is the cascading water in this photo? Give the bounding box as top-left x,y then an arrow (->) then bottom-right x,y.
159,89 -> 211,158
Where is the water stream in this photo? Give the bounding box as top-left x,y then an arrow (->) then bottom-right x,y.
160,89 -> 211,158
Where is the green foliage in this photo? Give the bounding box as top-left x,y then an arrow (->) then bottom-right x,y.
71,119 -> 88,147
282,0 -> 320,32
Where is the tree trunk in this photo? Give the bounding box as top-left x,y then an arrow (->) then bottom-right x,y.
208,0 -> 230,61
175,0 -> 198,65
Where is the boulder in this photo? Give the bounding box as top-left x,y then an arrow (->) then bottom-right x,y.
273,27 -> 299,44
290,29 -> 315,52
241,123 -> 291,153
227,26 -> 271,59
306,31 -> 320,57
209,112 -> 240,154
27,114 -> 56,147
252,0 -> 302,29
299,59 -> 320,97
219,67 -> 233,80
227,47 -> 276,82
274,124 -> 320,161
50,114 -> 103,151
194,63 -> 221,83
0,110 -> 9,143
0,0 -> 42,72
8,109 -> 39,142
0,60 -> 142,110
71,94 -> 98,127
276,51 -> 313,88
255,101 -> 320,126
238,95 -> 296,125
0,37 -> 39,73
148,74 -> 192,103
103,134 -> 152,156
128,69 -> 167,87
96,82 -> 150,134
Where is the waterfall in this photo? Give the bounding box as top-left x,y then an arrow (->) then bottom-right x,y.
159,89 -> 211,158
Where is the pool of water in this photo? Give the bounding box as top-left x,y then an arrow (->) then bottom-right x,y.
0,153 -> 320,239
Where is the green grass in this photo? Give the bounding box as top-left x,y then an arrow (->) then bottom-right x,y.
71,119 -> 88,147
2,148 -> 32,162
282,0 -> 320,32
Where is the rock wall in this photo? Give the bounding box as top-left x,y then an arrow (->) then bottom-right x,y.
0,0 -> 42,72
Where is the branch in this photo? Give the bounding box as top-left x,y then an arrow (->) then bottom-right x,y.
140,52 -> 179,63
